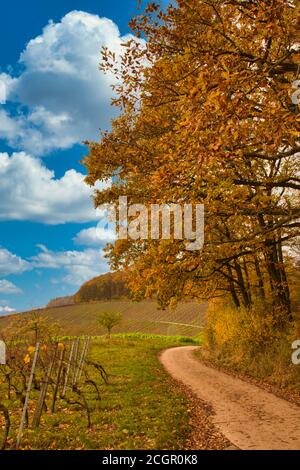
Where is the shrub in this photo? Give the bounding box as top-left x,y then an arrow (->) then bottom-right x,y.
204,298 -> 300,390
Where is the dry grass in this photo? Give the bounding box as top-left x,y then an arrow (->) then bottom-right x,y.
201,299 -> 300,394
0,300 -> 207,338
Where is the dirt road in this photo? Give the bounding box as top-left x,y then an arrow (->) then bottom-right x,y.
160,346 -> 300,450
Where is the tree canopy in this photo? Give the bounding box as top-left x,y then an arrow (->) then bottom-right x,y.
84,0 -> 300,326
74,271 -> 130,303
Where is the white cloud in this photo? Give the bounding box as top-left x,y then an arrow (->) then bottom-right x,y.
0,248 -> 31,277
0,10 -> 143,155
0,82 -> 6,104
0,280 -> 22,294
31,244 -> 108,286
0,305 -> 16,314
0,109 -> 20,140
0,152 -> 109,224
74,226 -> 116,246
0,243 -> 108,290
0,73 -> 16,104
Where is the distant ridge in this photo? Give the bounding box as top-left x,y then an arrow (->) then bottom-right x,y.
73,271 -> 130,303
47,295 -> 75,308
46,271 -> 129,307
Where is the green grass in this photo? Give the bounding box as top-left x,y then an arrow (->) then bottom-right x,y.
2,334 -> 201,450
0,300 -> 207,337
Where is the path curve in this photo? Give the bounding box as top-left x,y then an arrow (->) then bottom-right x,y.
160,346 -> 300,450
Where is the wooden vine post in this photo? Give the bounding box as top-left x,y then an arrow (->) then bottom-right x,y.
51,344 -> 65,413
71,337 -> 80,390
32,343 -> 58,428
74,337 -> 90,385
16,342 -> 40,450
61,340 -> 75,398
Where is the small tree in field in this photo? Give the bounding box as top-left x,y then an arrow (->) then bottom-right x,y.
98,311 -> 122,338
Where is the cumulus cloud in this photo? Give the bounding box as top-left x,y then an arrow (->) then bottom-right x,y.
0,243 -> 107,288
0,152 -> 109,224
0,305 -> 16,314
0,248 -> 31,277
31,244 -> 108,285
0,82 -> 6,104
0,73 -> 16,104
0,280 -> 22,294
0,110 -> 20,140
0,11 -> 143,155
74,226 -> 117,247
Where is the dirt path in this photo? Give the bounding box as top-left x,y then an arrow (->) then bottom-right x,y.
160,346 -> 300,450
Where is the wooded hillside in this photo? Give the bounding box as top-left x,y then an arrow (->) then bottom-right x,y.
73,271 -> 130,303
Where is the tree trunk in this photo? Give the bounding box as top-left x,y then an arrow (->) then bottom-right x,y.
227,264 -> 240,308
234,261 -> 251,308
254,255 -> 266,299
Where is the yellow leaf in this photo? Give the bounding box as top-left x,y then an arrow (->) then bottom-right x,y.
23,354 -> 31,365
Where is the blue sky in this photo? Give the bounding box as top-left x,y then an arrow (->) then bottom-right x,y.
0,0 -> 161,313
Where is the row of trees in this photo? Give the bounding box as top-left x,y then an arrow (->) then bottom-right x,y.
84,0 -> 299,327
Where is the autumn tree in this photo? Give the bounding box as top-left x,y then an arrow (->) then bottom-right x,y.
84,0 -> 300,327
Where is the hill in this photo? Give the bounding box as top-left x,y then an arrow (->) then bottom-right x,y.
46,271 -> 130,307
73,271 -> 129,303
0,300 -> 207,337
47,295 -> 74,308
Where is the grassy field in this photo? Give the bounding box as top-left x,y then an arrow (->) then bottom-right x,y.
0,300 -> 207,337
1,334 -> 200,450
